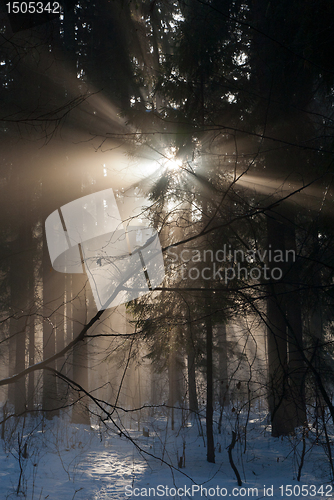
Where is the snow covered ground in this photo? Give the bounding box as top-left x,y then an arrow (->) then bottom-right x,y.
0,408 -> 333,500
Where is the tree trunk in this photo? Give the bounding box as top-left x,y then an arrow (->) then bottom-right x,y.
27,313 -> 35,412
217,323 -> 229,409
168,328 -> 184,407
56,273 -> 68,408
9,176 -> 34,415
13,316 -> 27,415
266,211 -> 295,436
284,216 -> 307,427
42,228 -> 59,418
71,274 -> 91,425
187,337 -> 198,415
205,308 -> 215,463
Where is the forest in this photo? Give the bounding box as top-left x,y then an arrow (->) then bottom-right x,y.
0,0 -> 334,498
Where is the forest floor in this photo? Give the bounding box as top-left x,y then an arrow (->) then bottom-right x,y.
0,407 -> 332,499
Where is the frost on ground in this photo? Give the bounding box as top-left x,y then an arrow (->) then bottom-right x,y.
0,408 -> 332,500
